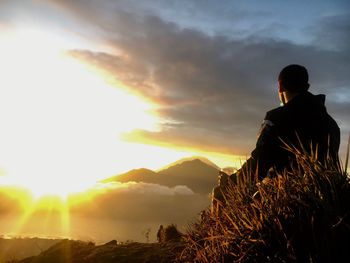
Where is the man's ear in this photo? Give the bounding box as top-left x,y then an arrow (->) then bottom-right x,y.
278,80 -> 285,93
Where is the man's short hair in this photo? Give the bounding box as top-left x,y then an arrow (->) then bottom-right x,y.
278,64 -> 310,93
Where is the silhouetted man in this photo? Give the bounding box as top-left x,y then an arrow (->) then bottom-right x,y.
212,64 -> 340,212
157,225 -> 165,243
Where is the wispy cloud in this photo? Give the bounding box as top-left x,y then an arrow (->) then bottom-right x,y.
59,6 -> 350,155
6,0 -> 349,156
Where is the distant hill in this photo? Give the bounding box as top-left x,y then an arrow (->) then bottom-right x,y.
102,158 -> 220,194
18,239 -> 184,263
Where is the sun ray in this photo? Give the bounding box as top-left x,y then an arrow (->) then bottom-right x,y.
10,201 -> 39,237
42,198 -> 55,236
60,200 -> 71,238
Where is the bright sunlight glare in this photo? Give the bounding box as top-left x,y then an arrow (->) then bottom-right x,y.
0,28 -> 159,198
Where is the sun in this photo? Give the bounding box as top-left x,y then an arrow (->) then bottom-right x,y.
0,27 -> 158,198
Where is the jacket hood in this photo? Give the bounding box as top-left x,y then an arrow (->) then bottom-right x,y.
314,94 -> 326,105
286,91 -> 326,109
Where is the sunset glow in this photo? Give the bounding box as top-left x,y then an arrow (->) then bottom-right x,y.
0,27 -> 241,200
0,27 -> 160,197
0,0 -> 348,249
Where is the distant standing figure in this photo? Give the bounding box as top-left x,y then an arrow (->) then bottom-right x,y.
157,225 -> 165,243
211,170 -> 231,215
212,64 -> 340,212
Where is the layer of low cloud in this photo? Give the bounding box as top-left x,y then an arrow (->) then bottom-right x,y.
69,182 -> 205,222
0,182 -> 208,241
98,182 -> 195,196
0,182 -> 201,219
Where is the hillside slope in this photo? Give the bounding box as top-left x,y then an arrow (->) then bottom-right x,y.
0,238 -> 62,262
18,239 -> 184,263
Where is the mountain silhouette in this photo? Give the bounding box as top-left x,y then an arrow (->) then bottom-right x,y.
157,156 -> 221,171
103,168 -> 159,184
102,158 -> 220,194
158,159 -> 219,194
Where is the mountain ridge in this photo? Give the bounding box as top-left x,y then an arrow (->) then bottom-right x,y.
101,168 -> 158,184
101,158 -> 220,194
156,156 -> 221,171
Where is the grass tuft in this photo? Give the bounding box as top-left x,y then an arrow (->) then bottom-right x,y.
180,147 -> 350,262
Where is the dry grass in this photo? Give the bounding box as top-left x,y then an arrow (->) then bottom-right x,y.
180,144 -> 350,262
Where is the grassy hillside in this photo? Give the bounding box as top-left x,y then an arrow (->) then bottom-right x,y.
181,150 -> 350,262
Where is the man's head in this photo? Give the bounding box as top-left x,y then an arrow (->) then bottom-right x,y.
278,64 -> 310,93
278,64 -> 310,105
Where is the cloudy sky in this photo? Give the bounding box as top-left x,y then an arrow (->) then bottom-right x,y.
0,0 -> 349,194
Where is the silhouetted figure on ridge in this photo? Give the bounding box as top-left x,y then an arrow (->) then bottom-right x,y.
157,225 -> 165,243
212,64 -> 340,213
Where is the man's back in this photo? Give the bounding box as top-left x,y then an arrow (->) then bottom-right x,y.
212,64 -> 340,214
250,91 -> 340,179
241,64 -> 341,180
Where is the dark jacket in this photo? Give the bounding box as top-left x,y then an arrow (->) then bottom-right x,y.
240,91 -> 340,180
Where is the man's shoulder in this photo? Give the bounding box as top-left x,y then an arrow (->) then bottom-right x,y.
256,107 -> 285,138
265,106 -> 287,123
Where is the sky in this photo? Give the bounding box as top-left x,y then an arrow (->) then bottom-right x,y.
0,0 -> 349,195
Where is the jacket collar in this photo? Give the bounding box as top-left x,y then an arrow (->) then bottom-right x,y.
285,91 -> 326,108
